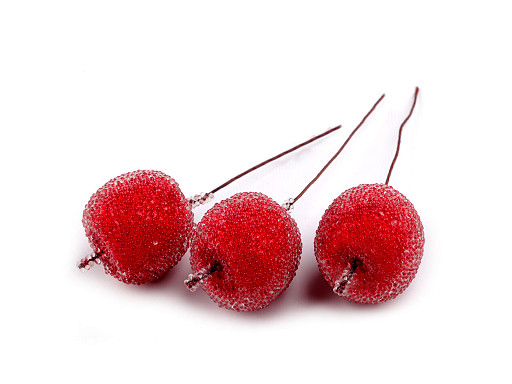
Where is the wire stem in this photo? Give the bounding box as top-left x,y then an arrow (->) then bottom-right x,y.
334,258 -> 361,295
208,125 -> 342,195
385,87 -> 420,185
293,94 -> 386,203
77,253 -> 102,270
184,262 -> 221,292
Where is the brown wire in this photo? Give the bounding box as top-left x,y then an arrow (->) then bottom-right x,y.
208,125 -> 342,195
293,93 -> 386,203
385,87 -> 420,185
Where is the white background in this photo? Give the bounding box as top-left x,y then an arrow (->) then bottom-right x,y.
1,1 -> 511,383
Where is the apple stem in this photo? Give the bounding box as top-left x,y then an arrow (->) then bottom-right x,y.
188,192 -> 215,208
333,258 -> 361,295
77,252 -> 103,271
185,262 -> 221,292
291,93 -> 386,206
385,87 -> 420,185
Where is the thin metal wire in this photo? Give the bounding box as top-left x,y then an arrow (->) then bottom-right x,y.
385,87 -> 420,185
293,94 -> 386,203
209,125 -> 342,195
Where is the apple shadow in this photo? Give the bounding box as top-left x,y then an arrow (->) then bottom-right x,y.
297,260 -> 399,313
304,267 -> 339,303
137,252 -> 230,314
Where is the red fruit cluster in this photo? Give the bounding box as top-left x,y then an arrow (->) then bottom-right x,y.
83,170 -> 194,284
315,183 -> 424,304
189,192 -> 302,311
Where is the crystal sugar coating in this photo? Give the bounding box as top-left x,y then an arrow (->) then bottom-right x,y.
83,170 -> 194,284
190,192 -> 302,311
314,184 -> 424,304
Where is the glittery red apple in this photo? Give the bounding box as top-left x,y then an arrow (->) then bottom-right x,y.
81,170 -> 194,284
314,87 -> 423,304
187,192 -> 302,311
314,183 -> 424,303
